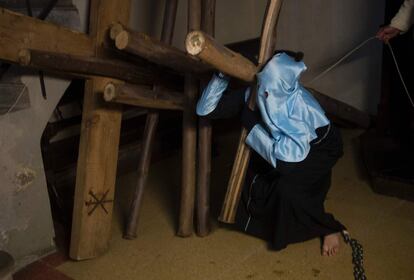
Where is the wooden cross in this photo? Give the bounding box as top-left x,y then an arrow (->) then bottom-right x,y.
186,0 -> 285,223
186,0 -> 370,223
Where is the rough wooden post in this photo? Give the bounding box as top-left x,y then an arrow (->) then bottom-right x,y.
69,0 -> 131,260
177,0 -> 202,237
219,0 -> 284,223
196,0 -> 216,237
123,0 -> 179,239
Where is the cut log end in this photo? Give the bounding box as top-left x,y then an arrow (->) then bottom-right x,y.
110,23 -> 125,40
18,49 -> 31,66
185,31 -> 206,56
115,30 -> 130,50
103,83 -> 117,102
218,215 -> 235,224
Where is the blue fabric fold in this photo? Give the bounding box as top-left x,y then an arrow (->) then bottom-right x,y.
246,53 -> 330,167
196,53 -> 330,168
196,73 -> 230,116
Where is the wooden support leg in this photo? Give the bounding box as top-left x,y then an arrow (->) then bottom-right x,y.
69,0 -> 131,260
178,0 -> 202,237
124,0 -> 178,239
178,74 -> 198,236
197,118 -> 212,236
196,0 -> 216,237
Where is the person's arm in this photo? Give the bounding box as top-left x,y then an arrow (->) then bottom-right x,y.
196,72 -> 230,116
196,73 -> 248,119
245,123 -> 311,168
377,0 -> 414,42
390,0 -> 414,32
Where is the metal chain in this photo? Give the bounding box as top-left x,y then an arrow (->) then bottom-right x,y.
343,231 -> 367,280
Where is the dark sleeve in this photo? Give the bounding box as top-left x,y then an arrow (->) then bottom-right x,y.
205,87 -> 247,119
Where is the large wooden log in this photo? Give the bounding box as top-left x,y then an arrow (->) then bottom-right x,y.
70,0 -> 132,260
123,0 -> 179,240
104,82 -> 185,110
0,8 -> 94,64
177,0 -> 202,237
17,49 -> 174,86
112,25 -> 209,74
186,31 -> 257,82
196,0 -> 216,237
219,0 -> 284,223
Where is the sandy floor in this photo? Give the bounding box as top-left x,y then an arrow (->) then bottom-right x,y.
57,129 -> 414,280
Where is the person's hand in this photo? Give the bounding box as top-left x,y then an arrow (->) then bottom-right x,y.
376,26 -> 401,43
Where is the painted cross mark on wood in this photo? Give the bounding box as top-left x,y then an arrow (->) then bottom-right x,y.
85,190 -> 113,216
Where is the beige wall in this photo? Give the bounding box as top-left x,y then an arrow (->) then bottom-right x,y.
127,0 -> 384,113
276,0 -> 385,113
129,0 -> 267,47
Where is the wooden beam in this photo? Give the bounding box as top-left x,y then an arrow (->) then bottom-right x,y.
123,0 -> 180,240
186,31 -> 257,82
0,8 -> 93,64
70,0 -> 132,260
113,25 -> 210,74
17,49 -> 176,86
103,82 -> 185,110
219,0 -> 284,224
177,0 -> 202,237
196,0 -> 216,237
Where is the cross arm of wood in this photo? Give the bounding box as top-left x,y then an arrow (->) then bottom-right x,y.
185,31 -> 258,83
110,24 -> 211,74
0,8 -> 182,90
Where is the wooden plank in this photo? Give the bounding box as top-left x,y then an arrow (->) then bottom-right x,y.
196,0 -> 216,237
219,0 -> 284,223
177,0 -> 202,237
123,0 -> 179,240
70,0 -> 132,260
0,8 -> 93,64
113,26 -> 210,74
103,82 -> 185,110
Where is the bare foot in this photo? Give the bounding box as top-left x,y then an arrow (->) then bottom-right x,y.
322,233 -> 340,256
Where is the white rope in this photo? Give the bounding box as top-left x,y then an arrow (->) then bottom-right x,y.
305,35 -> 413,109
306,36 -> 377,86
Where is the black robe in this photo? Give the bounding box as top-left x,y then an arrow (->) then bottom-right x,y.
207,87 -> 346,250
235,124 -> 345,250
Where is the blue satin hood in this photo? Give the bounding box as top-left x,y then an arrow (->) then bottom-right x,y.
195,52 -> 330,168
245,53 -> 330,167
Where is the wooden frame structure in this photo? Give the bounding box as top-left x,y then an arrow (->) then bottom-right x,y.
0,0 -> 371,261
0,1 -> 209,260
